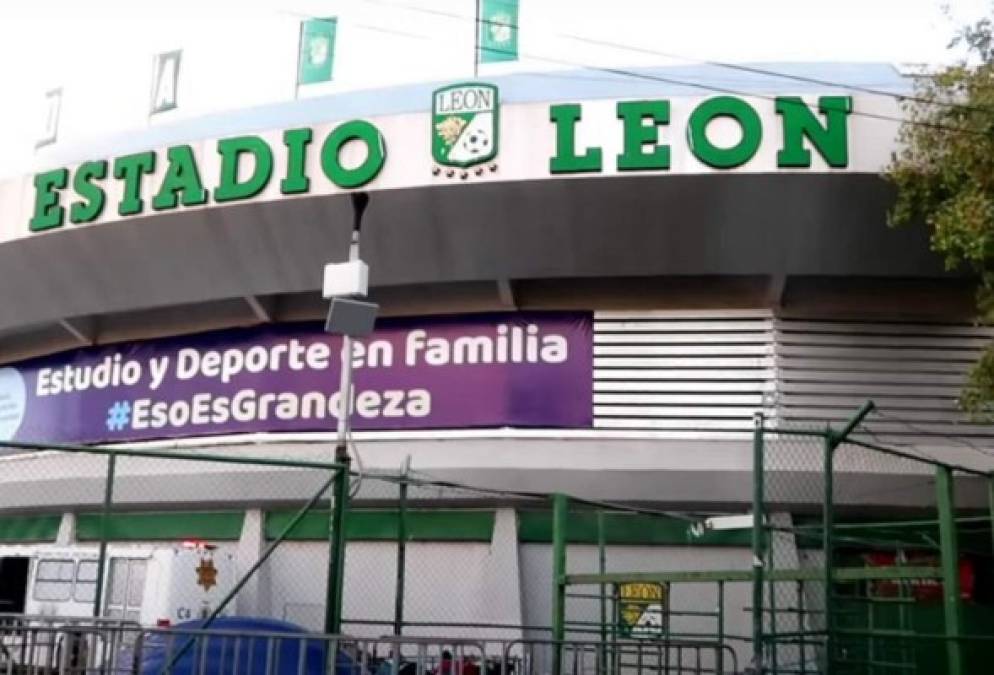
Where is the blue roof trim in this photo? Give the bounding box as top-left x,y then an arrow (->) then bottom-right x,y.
37,62 -> 906,169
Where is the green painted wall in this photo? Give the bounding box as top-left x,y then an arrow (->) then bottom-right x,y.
76,511 -> 244,541
4,509 -> 756,547
517,511 -> 752,547
0,515 -> 61,543
264,509 -> 496,542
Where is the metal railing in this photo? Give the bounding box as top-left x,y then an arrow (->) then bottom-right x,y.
4,400 -> 994,675
0,615 -> 140,675
0,620 -> 740,675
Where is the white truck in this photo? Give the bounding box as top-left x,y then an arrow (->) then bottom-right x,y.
0,542 -> 235,626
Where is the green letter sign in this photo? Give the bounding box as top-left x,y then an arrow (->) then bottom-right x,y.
616,100 -> 670,171
69,160 -> 108,224
320,120 -> 386,188
549,104 -> 602,174
153,145 -> 208,210
113,151 -> 156,216
29,168 -> 69,231
22,92 -> 857,235
214,136 -> 275,202
776,96 -> 851,167
281,128 -> 313,194
688,97 -> 763,169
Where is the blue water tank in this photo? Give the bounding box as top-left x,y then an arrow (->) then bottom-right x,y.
134,617 -> 361,675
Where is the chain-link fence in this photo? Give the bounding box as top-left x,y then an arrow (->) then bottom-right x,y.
0,440 -> 551,645
0,441 -> 347,633
761,420 -> 831,674
2,402 -> 994,675
550,498 -> 750,675
548,405 -> 994,675
758,406 -> 994,675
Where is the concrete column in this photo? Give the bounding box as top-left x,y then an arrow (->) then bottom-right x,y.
235,509 -> 269,616
55,512 -> 76,546
477,508 -> 525,641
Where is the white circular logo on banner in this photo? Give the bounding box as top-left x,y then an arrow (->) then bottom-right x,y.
0,367 -> 27,441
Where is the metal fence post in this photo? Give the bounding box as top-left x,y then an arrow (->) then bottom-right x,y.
823,427 -> 835,675
552,493 -> 569,675
717,580 -> 725,675
597,510 -> 607,675
821,399 -> 874,675
324,457 -> 351,635
988,475 -> 994,562
797,580 -> 806,675
92,451 -> 116,617
768,545 -> 778,674
751,412 -> 765,672
393,465 -> 409,636
936,465 -> 964,675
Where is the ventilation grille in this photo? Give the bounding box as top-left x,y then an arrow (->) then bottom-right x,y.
591,312 -> 994,452
593,311 -> 775,435
776,319 -> 994,443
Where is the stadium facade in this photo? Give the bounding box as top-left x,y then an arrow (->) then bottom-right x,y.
0,63 -> 991,640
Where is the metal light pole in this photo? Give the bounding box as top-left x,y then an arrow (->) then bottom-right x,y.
335,192 -> 369,462
323,191 -> 376,636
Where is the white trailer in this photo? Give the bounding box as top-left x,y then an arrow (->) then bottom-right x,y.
0,542 -> 235,626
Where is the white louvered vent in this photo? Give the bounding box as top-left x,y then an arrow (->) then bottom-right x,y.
593,311 -> 776,435
775,318 -> 994,441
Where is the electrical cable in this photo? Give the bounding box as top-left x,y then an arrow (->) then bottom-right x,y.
851,419 -> 947,466
816,405 -> 994,475
870,409 -> 994,463
315,0 -> 936,112
562,34 -> 994,117
849,427 -> 991,477
404,466 -> 708,522
352,0 -> 991,138
347,438 -> 364,499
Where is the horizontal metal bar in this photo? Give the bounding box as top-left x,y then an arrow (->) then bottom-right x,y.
596,356 -> 774,368
595,381 -> 771,393
777,334 -> 993,348
795,515 -> 992,530
780,381 -> 964,396
834,629 -> 994,643
778,345 -> 981,363
595,319 -> 772,331
0,438 -> 345,471
776,320 -> 994,336
780,369 -> 967,385
595,332 -> 771,344
759,630 -> 828,640
594,393 -> 764,405
566,565 -> 943,585
595,405 -> 763,417
784,406 -> 975,425
595,368 -> 775,380
595,345 -> 773,356
594,418 -> 758,430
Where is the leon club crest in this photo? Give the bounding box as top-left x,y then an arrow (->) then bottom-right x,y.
432,83 -> 499,179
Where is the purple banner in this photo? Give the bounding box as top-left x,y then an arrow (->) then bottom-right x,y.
0,312 -> 592,445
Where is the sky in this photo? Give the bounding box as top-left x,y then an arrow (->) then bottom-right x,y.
0,0 -> 989,178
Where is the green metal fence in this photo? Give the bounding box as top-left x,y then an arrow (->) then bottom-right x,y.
756,404 -> 994,675
546,403 -> 994,675
0,438 -> 351,633
0,438 -> 546,641
2,401 -> 994,675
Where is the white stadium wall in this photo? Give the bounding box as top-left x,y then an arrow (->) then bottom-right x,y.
0,64 -> 992,642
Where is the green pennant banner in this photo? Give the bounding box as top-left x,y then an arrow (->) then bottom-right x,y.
298,17 -> 337,85
479,0 -> 518,64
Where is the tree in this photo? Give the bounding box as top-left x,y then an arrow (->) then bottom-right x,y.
887,10 -> 994,416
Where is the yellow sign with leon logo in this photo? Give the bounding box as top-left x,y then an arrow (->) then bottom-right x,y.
617,582 -> 668,638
